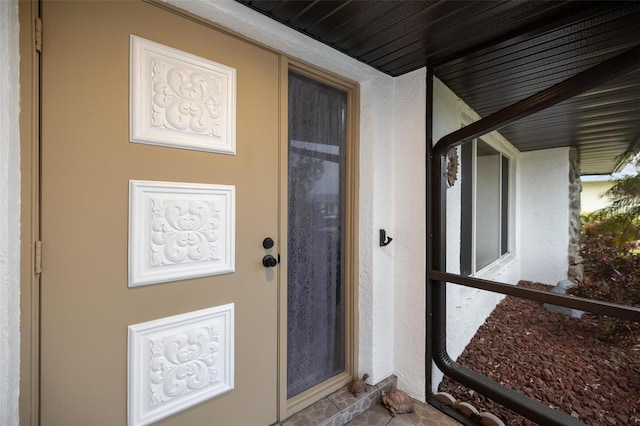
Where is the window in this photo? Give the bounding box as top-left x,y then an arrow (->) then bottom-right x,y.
286,69 -> 356,404
460,138 -> 511,275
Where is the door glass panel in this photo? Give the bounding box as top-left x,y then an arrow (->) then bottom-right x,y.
287,72 -> 347,398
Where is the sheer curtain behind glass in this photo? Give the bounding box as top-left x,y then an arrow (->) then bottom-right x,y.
287,72 -> 347,398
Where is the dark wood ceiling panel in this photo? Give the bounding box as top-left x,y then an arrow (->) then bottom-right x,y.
421,1 -> 562,63
439,33 -> 637,91
302,2 -> 376,37
436,3 -> 635,74
237,0 -> 640,175
284,1 -> 349,30
439,16 -> 640,113
457,51 -> 639,114
360,1 -> 469,64
499,68 -> 640,174
367,39 -> 425,69
330,2 -> 431,51
308,1 -> 400,45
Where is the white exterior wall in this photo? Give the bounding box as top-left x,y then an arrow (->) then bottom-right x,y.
0,1 -> 21,425
519,148 -> 571,284
363,78 -> 396,382
392,68 -> 426,399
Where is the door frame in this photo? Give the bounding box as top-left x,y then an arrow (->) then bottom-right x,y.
19,1 -> 41,425
280,60 -> 360,417
18,1 -> 360,423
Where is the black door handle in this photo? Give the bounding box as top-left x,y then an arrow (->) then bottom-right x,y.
262,254 -> 278,268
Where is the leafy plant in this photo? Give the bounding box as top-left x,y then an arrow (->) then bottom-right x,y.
582,211 -> 639,249
569,225 -> 640,340
584,157 -> 640,248
605,158 -> 640,217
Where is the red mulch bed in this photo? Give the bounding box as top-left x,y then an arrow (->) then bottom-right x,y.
438,281 -> 640,425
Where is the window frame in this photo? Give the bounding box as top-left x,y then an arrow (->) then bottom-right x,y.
460,134 -> 516,277
280,59 -> 360,418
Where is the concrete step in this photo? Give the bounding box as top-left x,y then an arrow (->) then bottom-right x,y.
278,375 -> 398,426
277,375 -> 464,426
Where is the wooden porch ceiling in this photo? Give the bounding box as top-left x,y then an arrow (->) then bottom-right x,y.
236,0 -> 640,175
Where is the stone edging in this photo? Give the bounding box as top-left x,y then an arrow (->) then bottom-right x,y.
434,392 -> 506,426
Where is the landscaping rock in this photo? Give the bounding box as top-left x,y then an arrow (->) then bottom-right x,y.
438,281 -> 640,426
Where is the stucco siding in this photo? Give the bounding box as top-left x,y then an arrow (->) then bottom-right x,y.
519,148 -> 571,285
392,68 -> 427,399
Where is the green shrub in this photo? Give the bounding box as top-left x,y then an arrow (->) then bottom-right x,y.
569,224 -> 640,340
581,210 -> 640,248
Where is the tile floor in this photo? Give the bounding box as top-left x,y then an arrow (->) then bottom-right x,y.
278,376 -> 461,426
347,401 -> 461,426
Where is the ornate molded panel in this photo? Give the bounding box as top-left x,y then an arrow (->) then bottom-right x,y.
128,304 -> 234,426
130,35 -> 236,154
129,180 -> 235,287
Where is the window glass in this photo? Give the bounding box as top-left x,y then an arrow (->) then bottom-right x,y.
460,138 -> 510,275
501,156 -> 509,256
476,140 -> 502,270
460,142 -> 473,276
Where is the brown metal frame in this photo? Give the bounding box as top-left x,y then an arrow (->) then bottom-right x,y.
426,45 -> 640,425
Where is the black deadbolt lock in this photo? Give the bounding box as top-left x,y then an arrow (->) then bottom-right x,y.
263,237 -> 274,249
